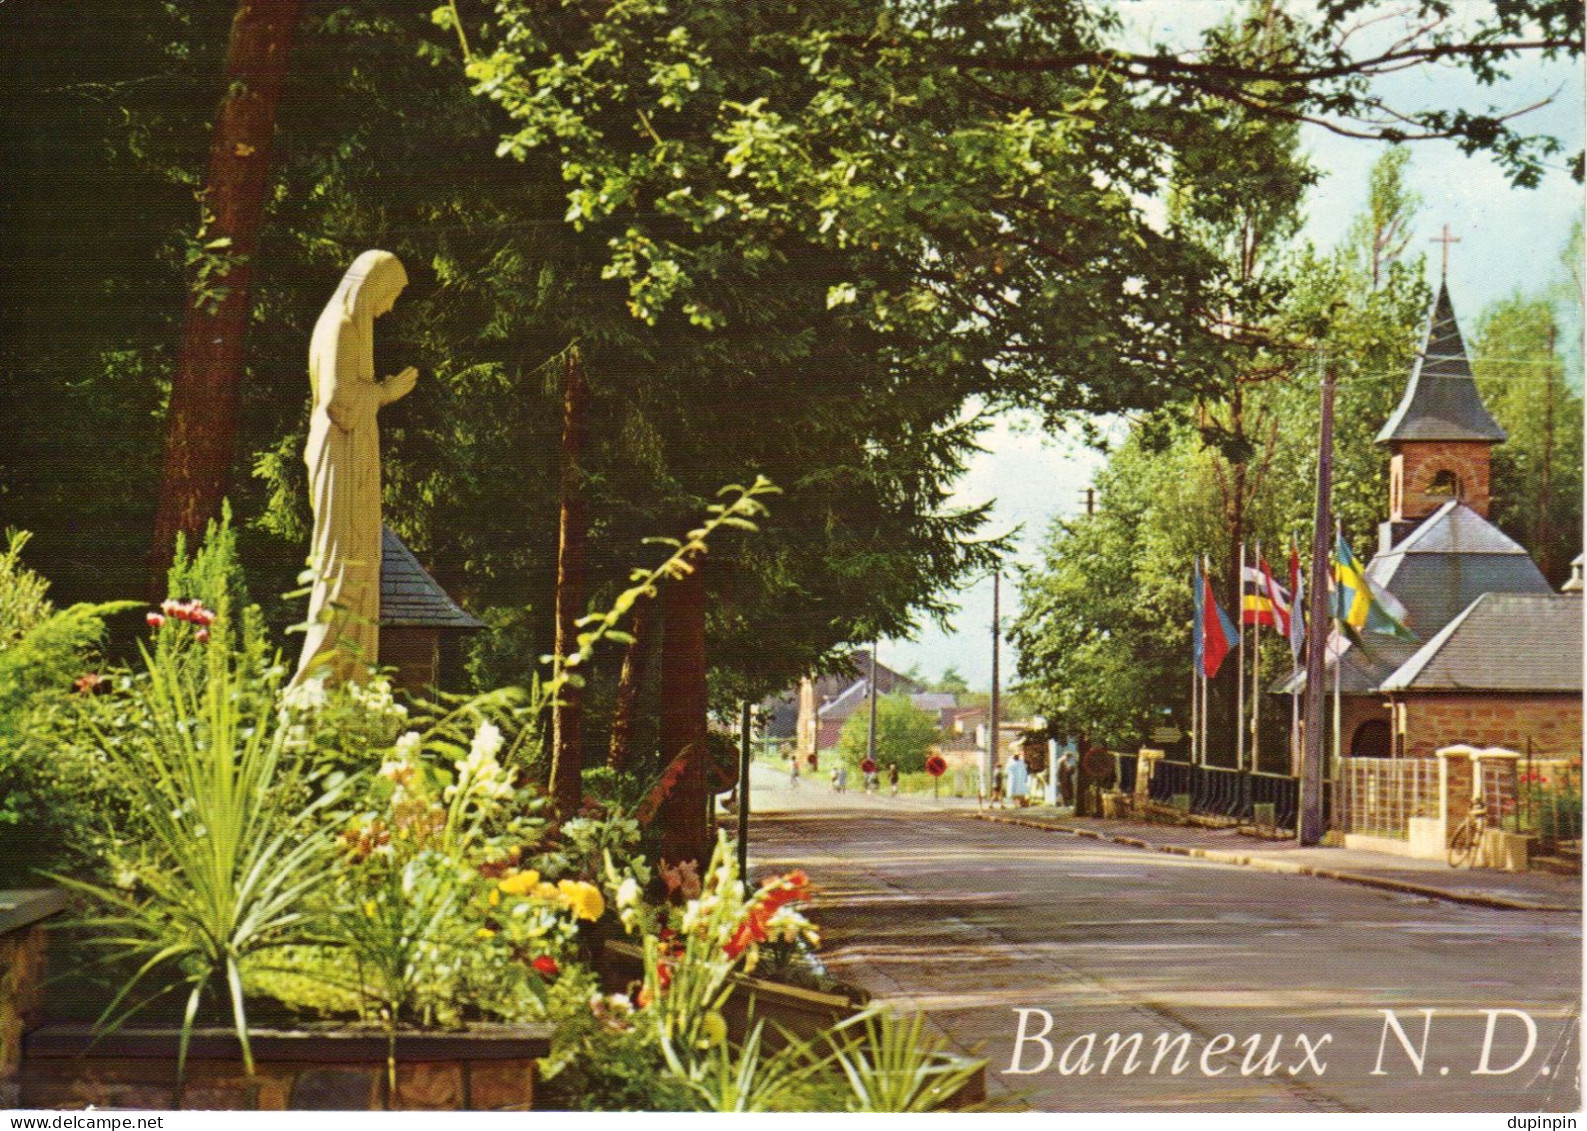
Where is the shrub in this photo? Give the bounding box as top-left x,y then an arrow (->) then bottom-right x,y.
836,695 -> 939,773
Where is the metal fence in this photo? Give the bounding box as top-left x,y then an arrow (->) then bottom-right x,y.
1511,758 -> 1583,844
1136,759 -> 1330,831
1336,757 -> 1439,839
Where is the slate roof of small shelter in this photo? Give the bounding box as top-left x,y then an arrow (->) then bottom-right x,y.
1380,593 -> 1583,693
1376,284 -> 1507,445
380,526 -> 484,631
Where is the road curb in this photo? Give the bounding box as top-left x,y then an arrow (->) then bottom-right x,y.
972,813 -> 1576,914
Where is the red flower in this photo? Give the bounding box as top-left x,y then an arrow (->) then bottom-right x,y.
194,628 -> 210,644
531,955 -> 559,979
146,612 -> 165,629
724,871 -> 811,959
73,673 -> 109,696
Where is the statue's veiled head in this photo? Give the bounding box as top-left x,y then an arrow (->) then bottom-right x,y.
339,250 -> 408,321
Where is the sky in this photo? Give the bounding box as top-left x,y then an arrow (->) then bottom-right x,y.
880,3 -> 1585,692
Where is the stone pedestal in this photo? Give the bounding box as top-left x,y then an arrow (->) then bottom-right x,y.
19,1025 -> 550,1111
0,890 -> 67,1108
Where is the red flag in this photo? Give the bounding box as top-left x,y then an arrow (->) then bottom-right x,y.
1201,569 -> 1237,678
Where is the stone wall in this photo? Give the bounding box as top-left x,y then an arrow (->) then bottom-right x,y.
0,891 -> 66,1108
19,1025 -> 549,1111
1401,693 -> 1582,760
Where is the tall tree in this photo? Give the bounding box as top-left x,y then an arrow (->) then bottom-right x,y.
149,0 -> 302,583
550,347 -> 589,816
1475,287 -> 1584,586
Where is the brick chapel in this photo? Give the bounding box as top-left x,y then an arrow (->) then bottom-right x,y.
1292,282 -> 1583,764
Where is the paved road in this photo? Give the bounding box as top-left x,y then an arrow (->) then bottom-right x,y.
743,793 -> 1581,1113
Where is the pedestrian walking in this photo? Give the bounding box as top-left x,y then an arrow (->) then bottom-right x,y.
836,763 -> 848,793
1006,750 -> 1030,807
1059,750 -> 1077,806
887,762 -> 899,796
991,764 -> 1004,808
790,756 -> 800,787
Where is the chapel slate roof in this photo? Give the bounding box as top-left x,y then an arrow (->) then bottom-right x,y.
1380,593 -> 1583,693
380,526 -> 484,631
1364,501 -> 1551,634
1274,501 -> 1551,695
1376,283 -> 1507,445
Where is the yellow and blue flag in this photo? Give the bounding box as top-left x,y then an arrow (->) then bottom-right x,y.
1331,533 -> 1414,640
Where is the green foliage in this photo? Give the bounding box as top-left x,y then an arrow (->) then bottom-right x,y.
1013,144 -> 1431,755
824,1006 -> 985,1113
836,695 -> 939,774
0,531 -> 139,877
49,621 -> 345,1078
1474,283 -> 1584,586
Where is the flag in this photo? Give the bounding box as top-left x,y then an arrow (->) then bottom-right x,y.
1201,561 -> 1239,678
1262,556 -> 1291,638
1332,533 -> 1414,640
1240,563 -> 1279,628
1287,537 -> 1306,661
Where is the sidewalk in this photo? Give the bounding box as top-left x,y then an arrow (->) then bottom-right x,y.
974,807 -> 1582,912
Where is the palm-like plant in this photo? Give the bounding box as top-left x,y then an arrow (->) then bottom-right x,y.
824,1006 -> 985,1112
51,612 -> 346,1077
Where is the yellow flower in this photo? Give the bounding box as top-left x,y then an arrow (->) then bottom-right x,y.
702,1012 -> 727,1048
534,882 -> 562,903
362,900 -> 377,918
488,888 -> 501,907
558,879 -> 606,922
497,869 -> 541,896
477,927 -> 496,939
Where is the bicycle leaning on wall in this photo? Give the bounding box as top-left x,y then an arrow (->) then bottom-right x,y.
1446,791 -> 1490,869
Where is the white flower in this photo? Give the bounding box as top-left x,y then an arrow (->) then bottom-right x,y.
395,730 -> 422,759
280,676 -> 328,714
470,720 -> 504,763
616,876 -> 642,910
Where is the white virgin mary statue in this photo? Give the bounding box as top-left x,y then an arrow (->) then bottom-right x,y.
293,250 -> 417,686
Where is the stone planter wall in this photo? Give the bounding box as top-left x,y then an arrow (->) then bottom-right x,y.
0,890 -> 67,1108
18,1025 -> 550,1111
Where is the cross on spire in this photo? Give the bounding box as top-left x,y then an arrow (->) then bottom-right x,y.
1430,223 -> 1460,281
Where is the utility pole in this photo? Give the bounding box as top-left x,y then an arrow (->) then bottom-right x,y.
1538,321 -> 1557,579
1299,362 -> 1336,845
990,569 -> 1001,788
737,701 -> 752,880
867,643 -> 879,768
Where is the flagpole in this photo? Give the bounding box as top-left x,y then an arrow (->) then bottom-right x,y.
1236,541 -> 1246,777
1299,360 -> 1335,845
1332,520 -> 1343,776
1190,595 -> 1200,766
1252,540 -> 1261,777
1288,532 -> 1305,778
1200,555 -> 1210,768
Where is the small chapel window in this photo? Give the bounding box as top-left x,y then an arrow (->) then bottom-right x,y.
1426,469 -> 1461,498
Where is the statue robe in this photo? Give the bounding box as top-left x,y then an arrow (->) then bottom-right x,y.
294,251 -> 411,685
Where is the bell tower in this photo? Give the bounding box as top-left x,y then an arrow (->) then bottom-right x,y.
1376,281 -> 1506,547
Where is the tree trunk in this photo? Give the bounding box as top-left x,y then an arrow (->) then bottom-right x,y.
607,595 -> 653,772
149,0 -> 301,587
550,349 -> 588,817
658,552 -> 711,867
